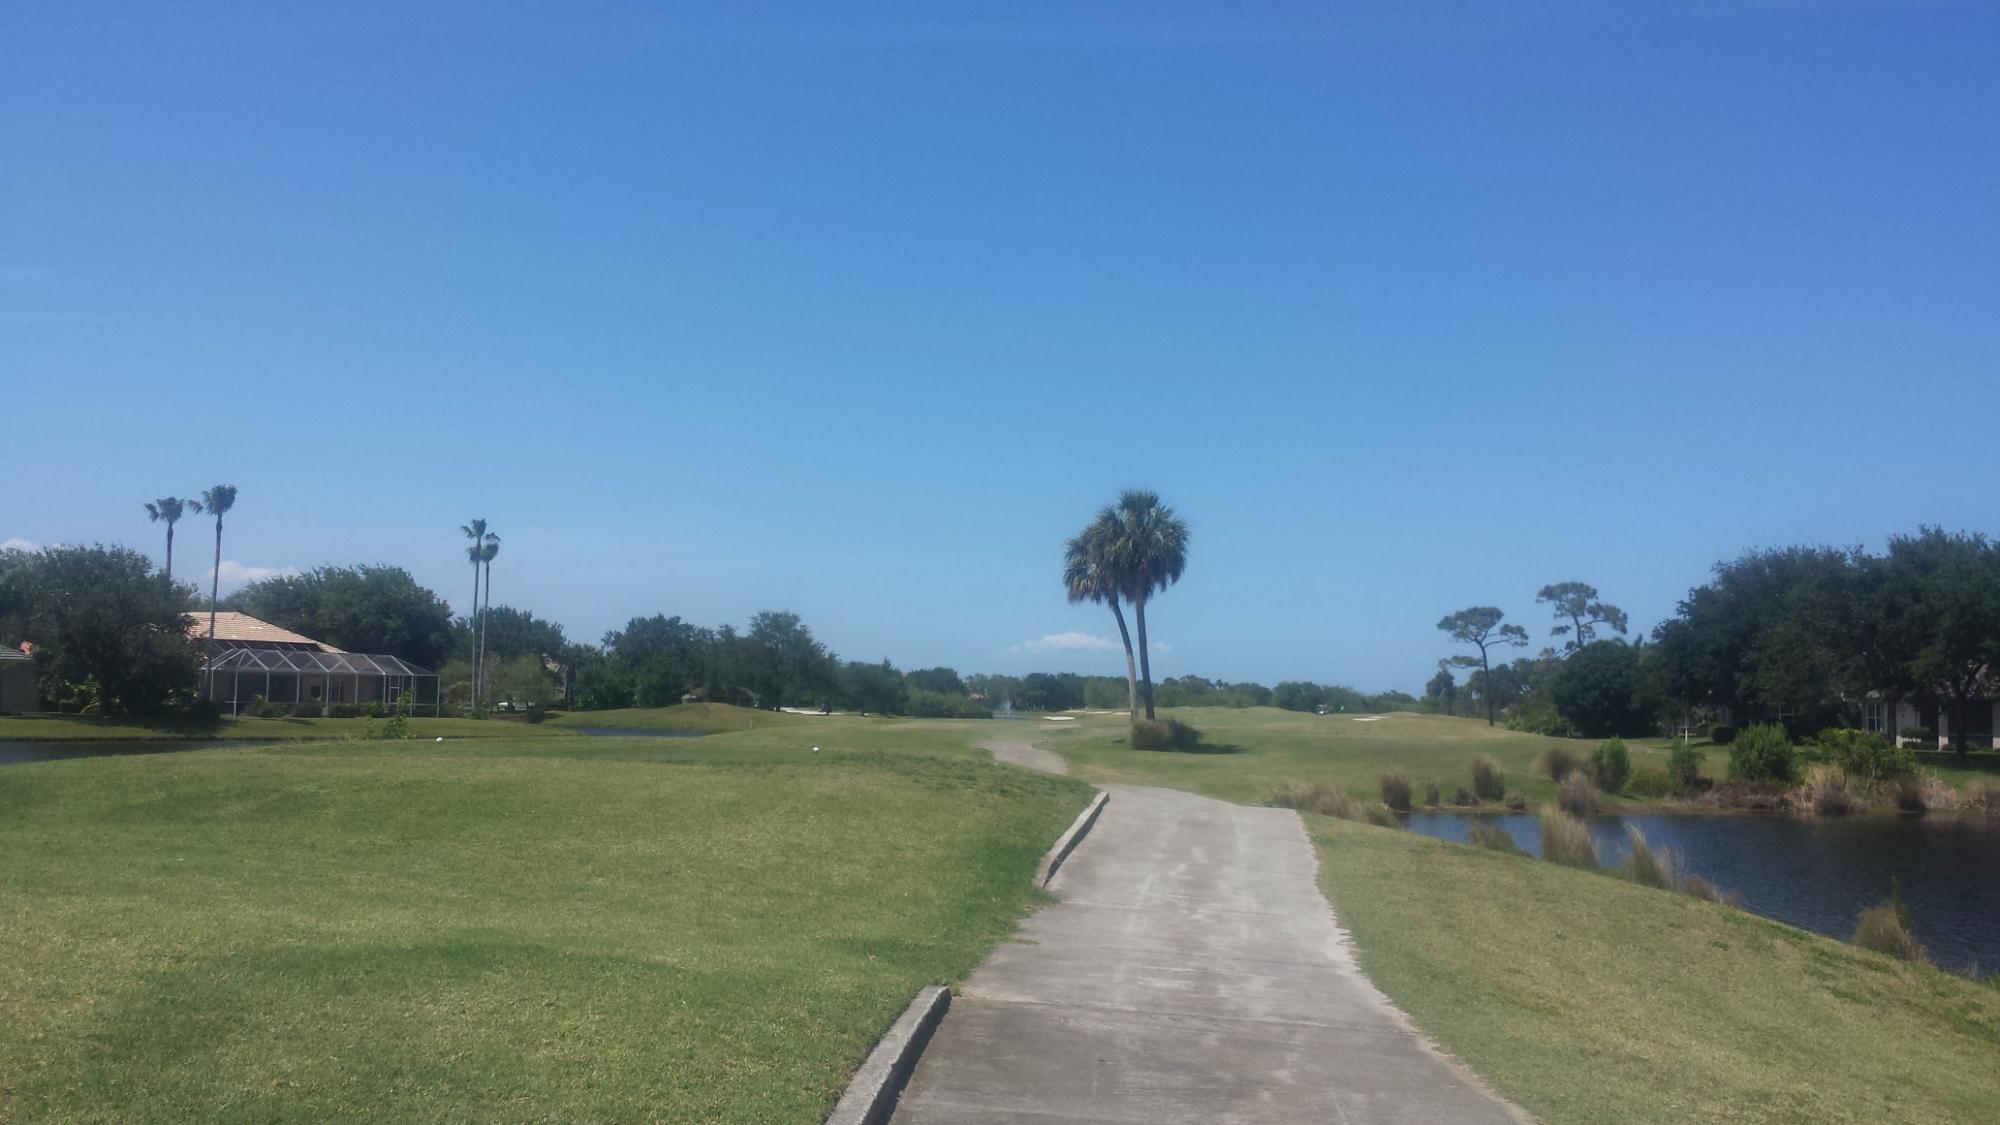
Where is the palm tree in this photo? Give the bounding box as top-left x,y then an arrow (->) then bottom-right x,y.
478,532 -> 500,711
1064,515 -> 1139,718
190,485 -> 237,700
1100,490 -> 1189,722
461,519 -> 487,709
144,497 -> 190,582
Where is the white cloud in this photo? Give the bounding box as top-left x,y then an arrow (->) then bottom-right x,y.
1151,641 -> 1173,655
1011,631 -> 1123,655
1,537 -> 38,552
212,560 -> 298,590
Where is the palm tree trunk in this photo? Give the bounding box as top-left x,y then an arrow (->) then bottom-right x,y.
1108,597 -> 1138,719
164,523 -> 174,584
470,560 -> 482,708
207,517 -> 223,701
478,560 -> 492,711
1134,597 -> 1156,721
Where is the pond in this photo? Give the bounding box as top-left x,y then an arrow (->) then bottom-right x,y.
0,740 -> 234,766
1402,810 -> 2000,972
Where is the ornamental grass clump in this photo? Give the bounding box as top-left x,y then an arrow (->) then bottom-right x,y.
1362,802 -> 1402,829
1537,805 -> 1598,869
1621,824 -> 1678,890
1969,781 -> 2000,815
1589,738 -> 1632,794
1853,897 -> 1929,965
1802,765 -> 1857,816
1468,821 -> 1519,853
1273,781 -> 1366,821
1535,745 -> 1585,782
1423,778 -> 1442,807
1556,772 -> 1600,818
1379,771 -> 1413,812
1471,753 -> 1505,801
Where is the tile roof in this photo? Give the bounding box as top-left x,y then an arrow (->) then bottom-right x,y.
182,611 -> 345,652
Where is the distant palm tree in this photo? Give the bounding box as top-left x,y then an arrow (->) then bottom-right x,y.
461,519 -> 488,709
478,532 -> 500,711
1101,490 -> 1189,721
144,497 -> 190,582
1064,514 -> 1139,718
190,485 -> 238,700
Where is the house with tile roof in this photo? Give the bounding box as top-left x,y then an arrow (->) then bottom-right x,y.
187,612 -> 439,715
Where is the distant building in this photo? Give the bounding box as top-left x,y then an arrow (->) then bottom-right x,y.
1863,693 -> 1998,750
0,646 -> 35,712
189,612 -> 439,715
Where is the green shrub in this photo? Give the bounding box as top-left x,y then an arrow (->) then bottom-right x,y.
1423,778 -> 1441,807
1667,743 -> 1707,793
1853,898 -> 1929,964
1622,824 -> 1678,890
1728,724 -> 1798,784
1811,728 -> 1916,783
1557,772 -> 1600,817
1535,745 -> 1585,782
1537,806 -> 1598,868
1452,786 -> 1477,806
1590,738 -> 1632,793
1130,717 -> 1203,752
1624,770 -> 1673,799
1503,791 -> 1527,811
1468,822 -> 1519,853
1902,726 -> 1936,749
326,703 -> 362,719
1379,772 -> 1413,812
1710,725 -> 1737,746
1471,754 -> 1505,801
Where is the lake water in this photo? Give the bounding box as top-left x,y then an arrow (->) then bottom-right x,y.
0,740 -> 234,766
1402,810 -> 2000,972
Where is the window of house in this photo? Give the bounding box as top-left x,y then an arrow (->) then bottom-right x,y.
1864,702 -> 1883,732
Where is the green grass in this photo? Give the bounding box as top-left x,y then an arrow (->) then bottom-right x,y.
0,721 -> 1090,1122
1031,708 -> 1582,805
1307,816 -> 2000,1123
1037,707 -> 2000,806
0,712 -> 565,741
544,701 -> 836,735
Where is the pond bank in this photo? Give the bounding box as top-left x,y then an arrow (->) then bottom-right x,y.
1401,809 -> 2000,971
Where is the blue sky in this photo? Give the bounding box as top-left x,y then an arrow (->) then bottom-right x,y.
4,2 -> 1996,691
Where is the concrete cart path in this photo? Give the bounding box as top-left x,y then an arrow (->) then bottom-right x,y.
894,780 -> 1527,1124
982,739 -> 1069,776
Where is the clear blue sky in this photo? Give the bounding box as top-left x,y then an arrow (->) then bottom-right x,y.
5,2 -> 1996,692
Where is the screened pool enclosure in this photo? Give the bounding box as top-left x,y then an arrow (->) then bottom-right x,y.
203,647 -> 440,714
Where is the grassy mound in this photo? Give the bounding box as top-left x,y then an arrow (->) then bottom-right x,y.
0,730 -> 1090,1122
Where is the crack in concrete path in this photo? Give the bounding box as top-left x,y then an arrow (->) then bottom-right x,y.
900,745 -> 1527,1124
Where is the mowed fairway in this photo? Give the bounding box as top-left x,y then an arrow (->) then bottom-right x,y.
1037,708 -> 1581,805
0,721 -> 1090,1122
1308,816 -> 2000,1123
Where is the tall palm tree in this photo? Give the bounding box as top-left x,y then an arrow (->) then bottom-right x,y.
1064,514 -> 1139,718
190,485 -> 237,701
1102,489 -> 1189,721
461,519 -> 488,709
478,532 -> 500,711
144,497 -> 190,582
